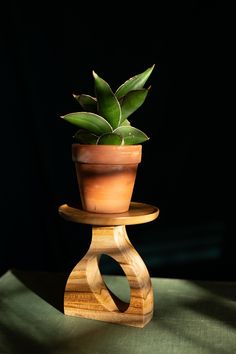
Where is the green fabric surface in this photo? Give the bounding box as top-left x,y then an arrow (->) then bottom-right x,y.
0,270 -> 236,354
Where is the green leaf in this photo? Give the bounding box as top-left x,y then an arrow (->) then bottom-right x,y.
73,94 -> 97,113
119,88 -> 150,123
97,133 -> 124,145
93,71 -> 121,129
120,119 -> 131,126
61,112 -> 112,135
74,129 -> 99,144
115,64 -> 155,99
114,126 -> 150,144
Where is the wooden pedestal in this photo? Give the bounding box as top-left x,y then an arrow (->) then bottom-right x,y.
58,202 -> 159,328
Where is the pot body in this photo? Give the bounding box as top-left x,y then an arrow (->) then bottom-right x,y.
72,144 -> 142,213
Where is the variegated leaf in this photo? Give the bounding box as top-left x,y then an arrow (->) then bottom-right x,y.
119,88 -> 149,123
61,112 -> 112,135
97,133 -> 124,145
73,94 -> 97,113
74,129 -> 99,144
120,119 -> 131,126
93,71 -> 121,129
115,64 -> 155,99
114,126 -> 150,144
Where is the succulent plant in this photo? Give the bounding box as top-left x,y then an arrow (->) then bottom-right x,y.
60,64 -> 155,145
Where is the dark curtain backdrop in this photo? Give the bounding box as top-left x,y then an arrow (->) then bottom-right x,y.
1,2 -> 231,280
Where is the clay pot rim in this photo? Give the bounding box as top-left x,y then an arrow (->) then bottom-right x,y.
72,143 -> 142,164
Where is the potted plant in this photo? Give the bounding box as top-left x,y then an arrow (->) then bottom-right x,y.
60,64 -> 155,213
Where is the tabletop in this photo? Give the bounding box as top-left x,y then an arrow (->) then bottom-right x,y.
0,270 -> 235,354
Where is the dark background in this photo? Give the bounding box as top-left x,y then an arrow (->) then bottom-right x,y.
0,1 -> 231,280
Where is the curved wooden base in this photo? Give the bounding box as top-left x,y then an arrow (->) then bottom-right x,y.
60,203 -> 159,328
64,225 -> 153,328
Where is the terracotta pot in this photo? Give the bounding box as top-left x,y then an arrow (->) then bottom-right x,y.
72,144 -> 142,213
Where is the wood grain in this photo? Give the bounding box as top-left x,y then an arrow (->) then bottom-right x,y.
59,202 -> 159,226
64,225 -> 154,328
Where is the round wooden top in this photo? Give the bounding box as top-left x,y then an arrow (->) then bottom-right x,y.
58,202 -> 159,226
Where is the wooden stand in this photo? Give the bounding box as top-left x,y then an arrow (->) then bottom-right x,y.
58,202 -> 159,328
